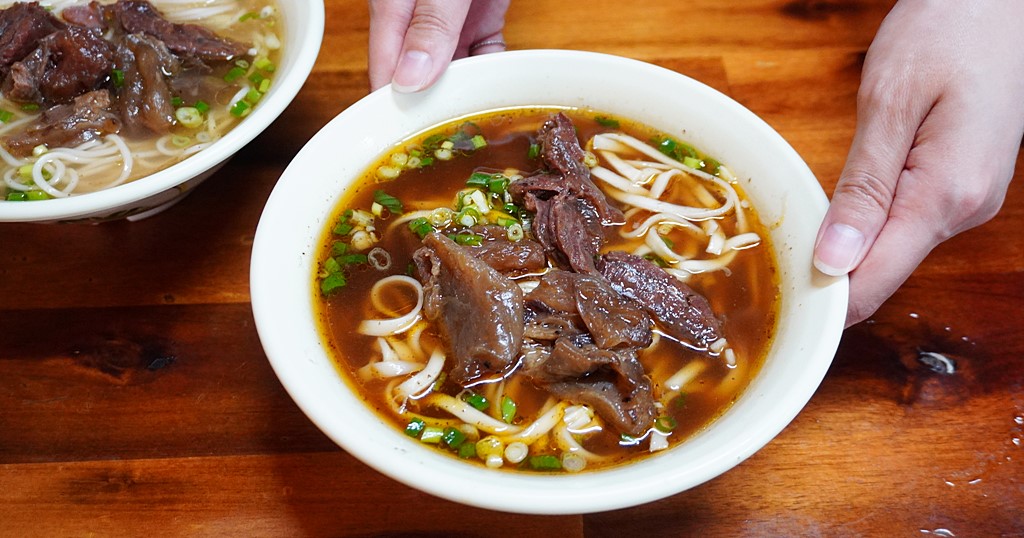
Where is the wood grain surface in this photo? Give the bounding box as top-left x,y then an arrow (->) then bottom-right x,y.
2,0 -> 1022,536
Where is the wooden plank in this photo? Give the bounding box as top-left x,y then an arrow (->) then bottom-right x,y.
0,453 -> 585,537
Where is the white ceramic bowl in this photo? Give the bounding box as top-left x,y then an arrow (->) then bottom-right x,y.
251,50 -> 848,514
0,1 -> 324,223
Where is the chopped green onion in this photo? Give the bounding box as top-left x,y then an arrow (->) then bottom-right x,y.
170,135 -> 191,147
235,59 -> 250,69
333,209 -> 354,235
654,416 -> 678,433
336,253 -> 368,265
420,426 -> 444,444
682,156 -> 702,169
258,78 -> 271,93
229,100 -> 250,117
373,189 -> 404,215
643,253 -> 669,268
111,69 -> 125,88
26,190 -> 50,201
527,143 -> 540,160
5,191 -> 28,201
466,171 -> 491,188
528,454 -> 562,471
461,392 -> 489,411
174,107 -> 203,129
322,257 -> 342,275
330,241 -> 349,256
488,176 -> 509,194
495,216 -> 518,227
248,72 -> 266,85
171,96 -> 184,107
245,88 -> 262,104
224,66 -> 247,82
404,418 -> 426,437
457,442 -> 477,459
253,57 -> 276,72
661,236 -> 675,249
500,396 -> 517,424
407,217 -> 433,238
450,233 -> 482,247
0,109 -> 13,123
620,434 -> 640,446
194,100 -> 210,115
319,272 -> 347,295
442,427 -> 467,448
506,222 -> 524,242
238,10 -> 260,22
470,134 -> 487,149
594,115 -> 620,128
20,103 -> 39,112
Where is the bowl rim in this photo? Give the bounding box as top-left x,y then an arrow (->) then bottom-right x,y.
0,1 -> 326,223
251,49 -> 848,514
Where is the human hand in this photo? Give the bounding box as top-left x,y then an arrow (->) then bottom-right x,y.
368,0 -> 511,92
812,0 -> 1024,327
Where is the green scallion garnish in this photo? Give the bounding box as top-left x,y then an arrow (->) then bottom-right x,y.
5,191 -> 28,201
20,103 -> 40,112
194,100 -> 210,114
450,233 -> 482,247
319,272 -> 347,295
111,69 -> 125,88
238,10 -> 260,22
229,100 -> 250,117
594,115 -> 620,128
373,189 -> 404,214
0,109 -> 12,123
466,171 -> 492,188
654,416 -> 678,433
500,396 -> 517,424
420,426 -> 444,444
441,427 -> 466,449
224,66 -> 247,82
461,392 -> 489,411
404,418 -> 426,437
407,217 -> 432,238
527,143 -> 540,160
528,455 -> 562,471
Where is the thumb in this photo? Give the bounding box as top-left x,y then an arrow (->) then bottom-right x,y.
391,0 -> 473,93
813,95 -> 920,276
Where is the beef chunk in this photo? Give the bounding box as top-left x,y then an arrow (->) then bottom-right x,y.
112,0 -> 249,61
599,251 -> 723,349
61,1 -> 109,31
525,270 -> 652,349
0,2 -> 64,79
3,26 -> 113,105
114,33 -> 179,135
3,89 -> 119,157
413,232 -> 524,387
464,225 -> 547,275
535,112 -> 624,225
522,334 -> 656,436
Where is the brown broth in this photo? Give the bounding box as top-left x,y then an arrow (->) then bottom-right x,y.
314,107 -> 779,472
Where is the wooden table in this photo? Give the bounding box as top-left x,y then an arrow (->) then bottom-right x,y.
2,0 -> 1022,535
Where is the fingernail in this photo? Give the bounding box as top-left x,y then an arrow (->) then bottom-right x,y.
814,223 -> 865,276
391,50 -> 432,93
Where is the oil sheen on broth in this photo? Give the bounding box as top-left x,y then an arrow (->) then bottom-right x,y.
0,0 -> 282,201
314,108 -> 779,473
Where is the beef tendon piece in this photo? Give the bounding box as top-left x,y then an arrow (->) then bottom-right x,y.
0,2 -> 65,79
114,33 -> 180,135
3,89 -> 120,157
3,27 -> 114,105
413,232 -> 525,386
522,334 -> 656,436
599,250 -> 723,349
112,0 -> 250,61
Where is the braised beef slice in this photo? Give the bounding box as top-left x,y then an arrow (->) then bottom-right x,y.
114,33 -> 179,135
599,251 -> 723,349
522,334 -> 656,436
413,232 -> 524,387
3,89 -> 119,157
525,270 -> 651,349
112,0 -> 249,61
62,2 -> 109,31
3,26 -> 113,105
0,2 -> 64,79
464,225 -> 547,275
535,112 -> 624,225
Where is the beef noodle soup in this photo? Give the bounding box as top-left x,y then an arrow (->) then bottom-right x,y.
0,0 -> 281,201
314,108 -> 779,473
